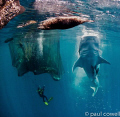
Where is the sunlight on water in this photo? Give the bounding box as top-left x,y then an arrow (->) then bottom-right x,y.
37,31 -> 44,56
74,68 -> 86,86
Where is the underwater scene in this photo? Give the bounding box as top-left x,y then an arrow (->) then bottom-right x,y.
0,0 -> 120,117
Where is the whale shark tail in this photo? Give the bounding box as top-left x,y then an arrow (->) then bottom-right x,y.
90,76 -> 99,97
90,86 -> 98,97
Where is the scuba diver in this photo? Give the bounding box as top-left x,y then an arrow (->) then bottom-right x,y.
37,85 -> 53,105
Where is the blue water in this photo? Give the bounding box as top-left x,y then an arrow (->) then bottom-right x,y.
0,0 -> 120,117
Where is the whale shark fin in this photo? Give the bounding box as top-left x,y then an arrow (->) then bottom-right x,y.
98,57 -> 110,65
90,86 -> 98,97
73,58 -> 83,71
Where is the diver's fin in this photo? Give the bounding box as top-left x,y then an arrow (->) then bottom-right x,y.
44,102 -> 49,106
73,58 -> 83,71
98,56 -> 110,65
90,86 -> 98,97
48,97 -> 53,102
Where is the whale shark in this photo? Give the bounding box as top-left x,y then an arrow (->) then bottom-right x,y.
73,36 -> 110,96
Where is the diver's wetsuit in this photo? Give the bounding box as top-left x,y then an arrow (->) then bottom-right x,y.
38,86 -> 48,102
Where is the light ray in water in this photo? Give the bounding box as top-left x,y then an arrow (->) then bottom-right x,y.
37,31 -> 44,56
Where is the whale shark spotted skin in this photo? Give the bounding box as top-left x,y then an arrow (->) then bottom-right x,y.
73,36 -> 110,96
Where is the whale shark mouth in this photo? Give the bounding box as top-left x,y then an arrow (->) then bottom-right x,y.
80,50 -> 99,57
